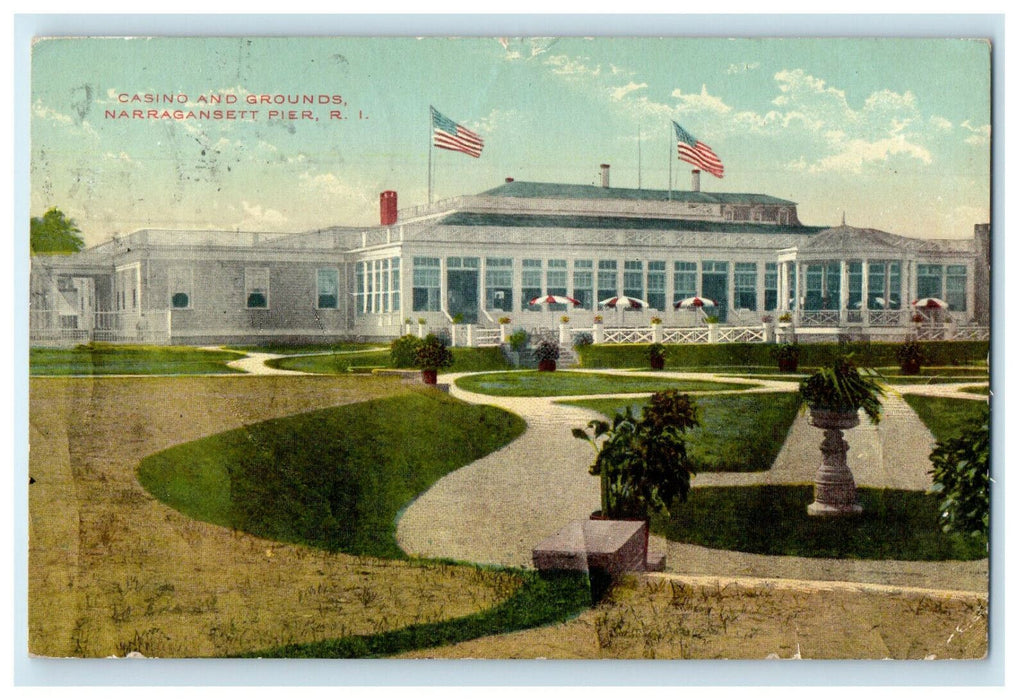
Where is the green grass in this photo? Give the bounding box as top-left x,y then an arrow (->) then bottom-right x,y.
903,394 -> 991,443
238,569 -> 591,659
715,373 -> 809,383
266,350 -> 392,373
267,347 -> 513,375
653,485 -> 987,560
138,389 -> 526,558
561,392 -> 800,472
879,366 -> 991,376
30,344 -> 244,375
454,371 -> 755,397
961,385 -> 991,395
880,376 -> 989,385
224,342 -> 386,355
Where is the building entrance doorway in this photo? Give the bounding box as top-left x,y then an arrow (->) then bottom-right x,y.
701,262 -> 728,321
447,269 -> 479,323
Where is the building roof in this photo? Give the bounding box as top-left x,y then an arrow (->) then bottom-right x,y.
479,180 -> 797,206
438,211 -> 826,235
797,224 -> 974,256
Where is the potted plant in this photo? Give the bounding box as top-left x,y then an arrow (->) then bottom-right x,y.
573,390 -> 700,559
798,356 -> 884,516
703,315 -> 719,324
650,316 -> 663,325
560,315 -> 570,324
648,343 -> 666,370
498,316 -> 511,325
533,339 -> 560,372
896,338 -> 926,375
593,315 -> 603,324
778,312 -> 793,324
911,312 -> 926,324
771,342 -> 800,373
413,333 -> 453,385
762,314 -> 774,324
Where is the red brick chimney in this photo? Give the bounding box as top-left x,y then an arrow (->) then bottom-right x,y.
380,190 -> 397,226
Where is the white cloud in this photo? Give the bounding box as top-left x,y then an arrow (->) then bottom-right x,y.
544,54 -> 601,77
930,115 -> 954,131
788,135 -> 932,174
32,100 -> 74,125
961,120 -> 991,145
239,201 -> 288,228
470,108 -> 515,134
610,82 -> 648,101
299,171 -> 374,206
670,85 -> 731,115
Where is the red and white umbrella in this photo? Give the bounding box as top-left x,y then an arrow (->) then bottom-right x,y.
912,297 -> 948,309
529,294 -> 582,307
598,295 -> 649,310
673,296 -> 717,309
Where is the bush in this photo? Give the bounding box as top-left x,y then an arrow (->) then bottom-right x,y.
572,333 -> 593,349
532,339 -> 560,362
896,339 -> 926,375
508,329 -> 530,352
928,415 -> 990,536
389,334 -> 422,368
771,342 -> 800,372
414,334 -> 454,371
573,390 -> 699,519
648,343 -> 666,361
798,356 -> 884,423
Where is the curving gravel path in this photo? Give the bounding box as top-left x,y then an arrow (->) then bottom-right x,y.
396,370 -> 989,592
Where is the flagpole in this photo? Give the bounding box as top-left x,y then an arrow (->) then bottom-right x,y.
668,122 -> 673,201
637,123 -> 641,190
428,107 -> 433,205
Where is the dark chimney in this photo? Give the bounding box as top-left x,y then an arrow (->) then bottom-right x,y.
505,177 -> 514,183
600,164 -> 610,188
692,169 -> 701,192
380,190 -> 397,226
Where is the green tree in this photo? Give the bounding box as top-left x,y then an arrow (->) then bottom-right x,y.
30,207 -> 84,254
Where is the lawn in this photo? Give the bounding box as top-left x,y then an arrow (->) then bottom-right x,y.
961,385 -> 991,396
903,394 -> 991,443
267,347 -> 512,374
653,485 -> 988,561
30,344 -> 245,375
138,389 -> 527,558
225,342 -> 386,355
560,392 -> 800,472
455,371 -> 755,397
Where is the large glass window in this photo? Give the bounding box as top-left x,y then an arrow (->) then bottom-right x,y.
573,260 -> 594,310
868,262 -> 887,309
546,259 -> 568,310
522,259 -> 542,310
412,257 -> 440,312
485,257 -> 513,312
674,261 -> 697,301
597,260 -> 618,302
245,267 -> 269,309
623,260 -> 643,299
733,262 -> 757,311
946,265 -> 967,311
169,267 -> 193,309
846,262 -> 862,309
317,268 -> 339,309
647,261 -> 666,310
764,263 -> 778,312
917,264 -> 943,299
391,257 -> 400,311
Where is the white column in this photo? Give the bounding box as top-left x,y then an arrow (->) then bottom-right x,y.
778,262 -> 788,313
839,261 -> 849,322
861,259 -> 870,328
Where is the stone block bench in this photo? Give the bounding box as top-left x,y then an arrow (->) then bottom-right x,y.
531,519 -> 665,575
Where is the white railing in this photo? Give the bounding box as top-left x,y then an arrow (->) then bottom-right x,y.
868,310 -> 904,326
799,310 -> 841,327
717,326 -> 767,343
915,326 -> 946,341
950,325 -> 989,341
30,310 -> 171,347
602,327 -> 655,344
662,327 -> 711,343
475,327 -> 502,346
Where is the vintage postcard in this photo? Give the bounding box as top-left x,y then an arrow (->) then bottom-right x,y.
27,34 -> 993,665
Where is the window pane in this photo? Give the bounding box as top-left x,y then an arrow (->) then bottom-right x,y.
317,268 -> 339,309
245,268 -> 269,309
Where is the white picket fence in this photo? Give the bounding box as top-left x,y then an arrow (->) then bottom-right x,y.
30,310 -> 171,347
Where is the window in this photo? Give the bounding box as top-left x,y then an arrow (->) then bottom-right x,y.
846,262 -> 862,310
674,261 -> 697,300
522,259 -> 542,310
623,260 -> 643,299
868,262 -> 887,309
546,259 -> 568,310
888,262 -> 902,309
355,262 -> 366,314
917,264 -> 943,300
733,263 -> 757,311
317,268 -> 339,309
391,257 -> 401,312
647,261 -> 666,310
486,258 -> 513,312
412,257 -> 440,312
764,263 -> 778,311
169,267 -> 193,309
597,260 -> 618,302
946,265 -> 967,311
573,260 -> 594,310
245,267 -> 269,309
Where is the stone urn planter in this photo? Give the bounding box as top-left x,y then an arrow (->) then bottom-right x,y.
806,409 -> 863,516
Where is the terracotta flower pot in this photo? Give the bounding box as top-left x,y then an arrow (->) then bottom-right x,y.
421,369 -> 438,385
650,356 -> 665,370
538,359 -> 556,372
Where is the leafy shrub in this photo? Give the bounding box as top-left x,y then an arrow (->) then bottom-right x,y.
648,343 -> 666,361
389,334 -> 421,368
532,339 -> 561,362
414,334 -> 454,371
573,390 -> 699,519
508,329 -> 530,352
896,339 -> 926,374
572,332 -> 594,349
798,356 -> 884,423
928,415 -> 990,536
778,312 -> 792,323
771,342 -> 801,372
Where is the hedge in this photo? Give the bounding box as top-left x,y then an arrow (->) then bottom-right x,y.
576,340 -> 989,370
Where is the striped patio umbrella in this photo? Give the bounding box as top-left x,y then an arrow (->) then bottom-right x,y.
673,296 -> 717,309
529,294 -> 582,307
912,297 -> 949,309
598,295 -> 649,310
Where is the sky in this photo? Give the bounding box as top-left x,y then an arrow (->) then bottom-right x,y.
30,36 -> 992,247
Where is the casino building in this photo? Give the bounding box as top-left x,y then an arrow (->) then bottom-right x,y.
29,166 -> 990,347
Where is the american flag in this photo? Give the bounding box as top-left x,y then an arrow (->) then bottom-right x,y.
673,121 -> 724,178
431,106 -> 484,158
